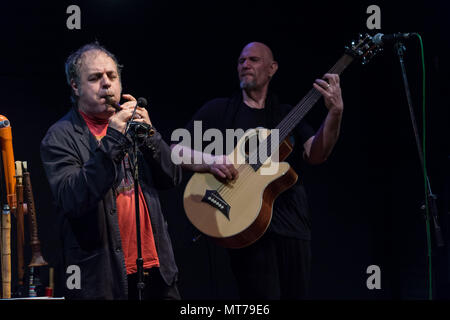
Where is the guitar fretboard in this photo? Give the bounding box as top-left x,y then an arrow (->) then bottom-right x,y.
250,53 -> 354,171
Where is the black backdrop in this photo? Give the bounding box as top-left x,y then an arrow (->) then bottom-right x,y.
0,0 -> 449,300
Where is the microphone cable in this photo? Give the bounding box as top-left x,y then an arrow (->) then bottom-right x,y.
416,33 -> 433,301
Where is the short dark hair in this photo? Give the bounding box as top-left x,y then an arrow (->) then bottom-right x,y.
64,42 -> 123,104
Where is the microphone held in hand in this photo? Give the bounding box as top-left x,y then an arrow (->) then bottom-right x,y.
136,97 -> 148,108
126,97 -> 155,140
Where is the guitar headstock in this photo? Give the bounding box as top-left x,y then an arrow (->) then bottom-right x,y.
345,33 -> 383,65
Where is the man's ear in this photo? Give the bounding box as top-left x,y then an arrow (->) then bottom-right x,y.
269,61 -> 278,78
70,79 -> 79,97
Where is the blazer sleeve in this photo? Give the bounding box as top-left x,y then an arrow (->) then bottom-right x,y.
40,125 -> 130,218
139,130 -> 182,190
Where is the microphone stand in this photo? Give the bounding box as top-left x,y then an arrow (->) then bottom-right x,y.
395,41 -> 443,299
125,103 -> 147,301
131,133 -> 145,301
395,41 -> 443,246
122,98 -> 153,301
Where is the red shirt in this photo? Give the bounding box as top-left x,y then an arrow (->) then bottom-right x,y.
80,111 -> 160,274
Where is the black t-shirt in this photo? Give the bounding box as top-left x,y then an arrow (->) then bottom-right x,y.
184,94 -> 315,240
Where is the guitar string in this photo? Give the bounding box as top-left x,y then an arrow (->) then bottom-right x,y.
222,88 -> 321,200
255,57 -> 348,162
218,86 -> 324,201
218,86 -> 330,200
241,54 -> 354,174
248,56 -> 352,171
218,93 -> 323,201
218,72 -> 334,201
244,58 -> 344,168
216,58 -> 349,201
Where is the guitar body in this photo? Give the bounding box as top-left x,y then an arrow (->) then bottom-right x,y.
183,128 -> 298,248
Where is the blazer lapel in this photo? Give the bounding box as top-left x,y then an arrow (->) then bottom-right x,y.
70,107 -> 98,160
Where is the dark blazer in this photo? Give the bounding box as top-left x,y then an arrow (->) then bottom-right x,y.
40,107 -> 181,299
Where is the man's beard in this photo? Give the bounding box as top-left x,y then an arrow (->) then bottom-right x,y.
240,78 -> 257,90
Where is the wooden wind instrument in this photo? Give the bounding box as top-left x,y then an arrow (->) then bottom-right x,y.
1,204 -> 11,298
0,115 -> 16,299
15,161 -> 25,288
22,162 -> 48,268
45,267 -> 54,297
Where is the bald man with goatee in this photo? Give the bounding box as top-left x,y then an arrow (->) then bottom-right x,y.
175,42 -> 344,299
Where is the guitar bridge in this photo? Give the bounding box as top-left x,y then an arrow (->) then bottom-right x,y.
202,190 -> 231,220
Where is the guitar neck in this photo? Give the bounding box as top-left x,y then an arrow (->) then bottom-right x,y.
249,53 -> 355,171
276,53 -> 354,144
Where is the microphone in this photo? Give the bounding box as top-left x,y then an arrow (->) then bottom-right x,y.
137,97 -> 148,108
129,97 -> 148,120
373,33 -> 417,46
125,97 -> 155,137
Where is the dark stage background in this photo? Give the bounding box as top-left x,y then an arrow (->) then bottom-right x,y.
0,0 -> 449,300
